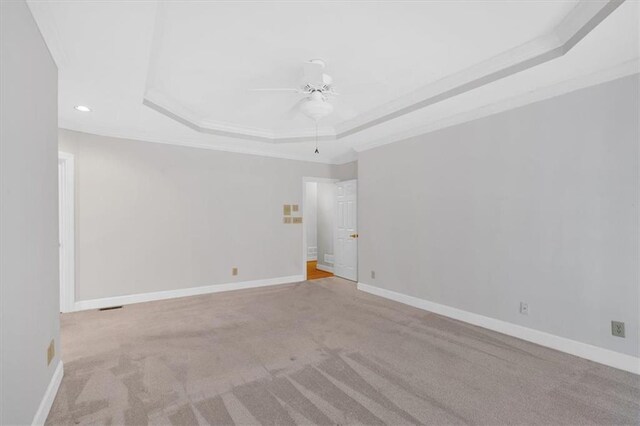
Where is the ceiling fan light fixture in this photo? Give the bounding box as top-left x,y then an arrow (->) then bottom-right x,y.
300,98 -> 334,121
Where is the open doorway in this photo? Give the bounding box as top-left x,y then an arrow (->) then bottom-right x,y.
302,177 -> 358,282
302,177 -> 338,280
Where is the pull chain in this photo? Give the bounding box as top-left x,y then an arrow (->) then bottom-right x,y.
314,122 -> 319,154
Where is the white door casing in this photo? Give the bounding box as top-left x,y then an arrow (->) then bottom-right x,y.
334,179 -> 357,281
58,152 -> 75,312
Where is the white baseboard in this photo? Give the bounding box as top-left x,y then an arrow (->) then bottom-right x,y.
32,360 -> 63,425
357,282 -> 640,375
74,275 -> 304,311
316,264 -> 334,273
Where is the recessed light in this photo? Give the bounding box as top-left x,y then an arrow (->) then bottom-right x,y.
74,105 -> 91,112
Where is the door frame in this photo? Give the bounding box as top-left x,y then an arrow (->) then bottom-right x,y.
302,177 -> 339,280
59,151 -> 75,312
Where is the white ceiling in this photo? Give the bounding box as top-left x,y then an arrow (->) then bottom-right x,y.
147,1 -> 573,130
29,0 -> 639,164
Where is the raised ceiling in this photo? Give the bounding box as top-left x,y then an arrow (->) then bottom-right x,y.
29,0 -> 638,163
146,1 -> 574,132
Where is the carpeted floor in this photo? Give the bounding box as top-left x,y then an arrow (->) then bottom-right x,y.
47,278 -> 639,425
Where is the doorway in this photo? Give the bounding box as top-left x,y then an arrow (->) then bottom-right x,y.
302,177 -> 357,281
58,152 -> 75,312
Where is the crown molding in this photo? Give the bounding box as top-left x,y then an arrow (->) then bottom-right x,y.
334,0 -> 624,139
143,91 -> 338,143
144,0 -> 624,143
50,0 -> 631,165
57,121 -> 340,165
352,60 -> 639,153
61,60 -> 638,165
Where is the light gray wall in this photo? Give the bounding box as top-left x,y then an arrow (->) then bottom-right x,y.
332,161 -> 358,181
317,182 -> 336,268
0,1 -> 61,424
304,182 -> 318,259
59,129 -> 342,301
358,75 -> 639,357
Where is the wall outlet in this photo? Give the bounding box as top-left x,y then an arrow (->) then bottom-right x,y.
232,267 -> 238,276
611,321 -> 625,338
371,270 -> 376,279
519,302 -> 529,315
47,339 -> 55,365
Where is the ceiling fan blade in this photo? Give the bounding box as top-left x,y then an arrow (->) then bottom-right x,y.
248,88 -> 301,93
284,97 -> 308,120
303,60 -> 324,86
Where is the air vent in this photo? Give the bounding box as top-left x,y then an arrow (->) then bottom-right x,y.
99,306 -> 123,311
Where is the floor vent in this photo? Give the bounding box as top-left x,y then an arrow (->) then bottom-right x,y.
99,306 -> 123,311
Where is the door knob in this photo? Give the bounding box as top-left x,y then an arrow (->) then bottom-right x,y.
350,233 -> 359,238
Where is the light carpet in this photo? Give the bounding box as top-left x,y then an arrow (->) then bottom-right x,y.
47,278 -> 639,425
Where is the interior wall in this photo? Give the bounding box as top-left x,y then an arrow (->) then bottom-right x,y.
0,1 -> 61,424
358,74 -> 639,358
332,161 -> 358,181
58,129 -> 354,302
317,182 -> 337,269
304,182 -> 318,260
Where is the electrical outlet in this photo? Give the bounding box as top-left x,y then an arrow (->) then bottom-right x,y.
611,321 -> 625,338
47,339 -> 55,365
232,267 -> 238,276
519,302 -> 529,315
371,270 -> 375,279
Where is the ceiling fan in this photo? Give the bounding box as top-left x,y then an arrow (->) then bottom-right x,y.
250,59 -> 338,122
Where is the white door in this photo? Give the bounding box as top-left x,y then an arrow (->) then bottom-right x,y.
334,179 -> 357,281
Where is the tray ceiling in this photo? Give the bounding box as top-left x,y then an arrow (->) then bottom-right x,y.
28,0 -> 638,163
